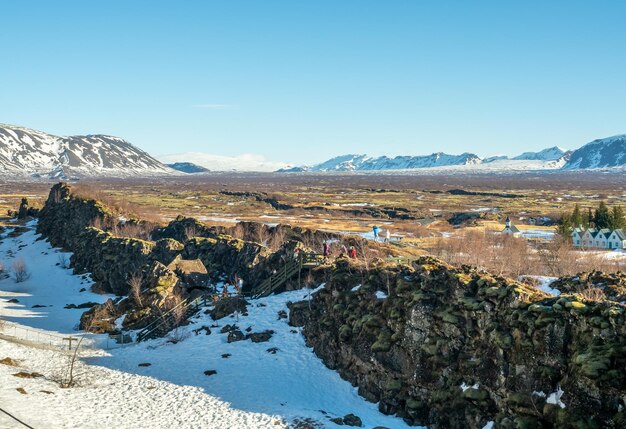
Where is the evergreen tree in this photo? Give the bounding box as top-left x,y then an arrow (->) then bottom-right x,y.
571,204 -> 584,227
557,213 -> 572,237
594,201 -> 611,229
610,206 -> 625,230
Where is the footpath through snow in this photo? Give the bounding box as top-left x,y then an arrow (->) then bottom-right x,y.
0,221 -> 412,429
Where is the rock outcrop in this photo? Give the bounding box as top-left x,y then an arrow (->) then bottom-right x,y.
290,257 -> 626,428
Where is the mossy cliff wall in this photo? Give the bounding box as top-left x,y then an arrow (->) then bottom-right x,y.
36,183 -> 280,295
290,257 -> 626,429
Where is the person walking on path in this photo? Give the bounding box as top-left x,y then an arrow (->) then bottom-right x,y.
372,225 -> 380,241
323,241 -> 330,258
385,229 -> 391,243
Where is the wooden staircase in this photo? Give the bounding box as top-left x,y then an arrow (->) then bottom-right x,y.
136,295 -> 207,342
250,252 -> 323,299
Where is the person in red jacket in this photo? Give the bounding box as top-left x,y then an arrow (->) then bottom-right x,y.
348,246 -> 357,259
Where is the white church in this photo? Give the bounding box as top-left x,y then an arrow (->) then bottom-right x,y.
571,227 -> 626,250
501,216 -> 521,237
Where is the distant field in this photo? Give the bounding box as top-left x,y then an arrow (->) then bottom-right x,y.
1,170 -> 624,243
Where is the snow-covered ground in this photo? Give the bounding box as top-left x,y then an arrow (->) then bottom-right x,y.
519,229 -> 555,240
0,221 -> 413,428
519,276 -> 561,296
0,221 -> 112,334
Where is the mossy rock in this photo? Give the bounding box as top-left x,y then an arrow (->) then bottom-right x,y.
420,342 -> 439,356
456,273 -> 473,285
462,387 -> 489,401
372,331 -> 392,353
405,398 -> 424,410
460,297 -> 483,311
362,315 -> 384,328
485,286 -> 507,298
513,415 -> 542,429
440,310 -> 461,325
494,332 -> 513,350
385,379 -> 402,392
528,304 -> 553,314
339,325 -> 352,342
507,392 -> 532,407
565,301 -> 587,310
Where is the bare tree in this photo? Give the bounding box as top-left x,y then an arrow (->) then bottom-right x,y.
166,294 -> 189,343
128,273 -> 144,307
267,227 -> 287,252
184,225 -> 198,241
57,253 -> 70,269
12,259 -> 30,283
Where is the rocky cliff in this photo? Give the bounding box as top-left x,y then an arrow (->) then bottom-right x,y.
289,257 -> 626,428
34,183 -> 327,331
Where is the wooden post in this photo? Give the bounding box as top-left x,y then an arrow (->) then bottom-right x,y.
63,336 -> 77,351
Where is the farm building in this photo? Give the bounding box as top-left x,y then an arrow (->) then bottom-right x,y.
571,227 -> 626,250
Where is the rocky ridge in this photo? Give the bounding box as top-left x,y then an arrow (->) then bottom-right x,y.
289,258 -> 626,428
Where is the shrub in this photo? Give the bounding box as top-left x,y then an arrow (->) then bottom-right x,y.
12,259 -> 30,283
580,287 -> 606,302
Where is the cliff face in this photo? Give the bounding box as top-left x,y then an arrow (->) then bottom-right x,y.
34,183 -> 313,332
290,257 -> 626,428
36,183 -> 112,250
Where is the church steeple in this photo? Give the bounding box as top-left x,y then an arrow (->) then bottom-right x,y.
505,215 -> 511,228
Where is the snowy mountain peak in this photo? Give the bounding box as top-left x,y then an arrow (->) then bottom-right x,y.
283,152 -> 482,172
564,135 -> 626,169
512,146 -> 568,161
0,124 -> 172,178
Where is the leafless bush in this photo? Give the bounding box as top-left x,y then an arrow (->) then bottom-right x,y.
267,227 -> 287,252
12,259 -> 30,283
51,188 -> 62,203
230,223 -> 246,240
112,222 -> 153,240
57,253 -> 70,269
165,294 -> 189,343
89,216 -> 104,230
184,225 -> 198,241
254,225 -> 270,247
128,273 -> 144,307
430,230 -> 538,278
580,287 -> 606,302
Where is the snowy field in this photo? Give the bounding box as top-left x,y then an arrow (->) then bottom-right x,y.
0,222 -> 413,429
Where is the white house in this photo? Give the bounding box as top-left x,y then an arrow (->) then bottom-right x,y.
502,216 -> 521,237
571,227 -> 626,250
607,230 -> 626,250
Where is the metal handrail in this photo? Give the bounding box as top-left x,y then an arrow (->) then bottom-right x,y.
136,296 -> 196,341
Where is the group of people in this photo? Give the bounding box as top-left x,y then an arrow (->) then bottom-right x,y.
214,274 -> 244,301
372,225 -> 391,242
322,240 -> 358,260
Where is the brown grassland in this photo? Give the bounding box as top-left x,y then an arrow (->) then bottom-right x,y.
2,171 -> 625,279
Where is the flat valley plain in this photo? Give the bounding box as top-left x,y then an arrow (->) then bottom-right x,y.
2,171 -> 625,253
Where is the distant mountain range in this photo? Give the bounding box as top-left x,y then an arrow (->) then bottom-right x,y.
0,124 -> 172,178
166,162 -> 210,173
1,123 -> 625,176
278,147 -> 572,173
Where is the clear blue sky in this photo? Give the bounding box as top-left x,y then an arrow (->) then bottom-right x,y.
2,1 -> 626,165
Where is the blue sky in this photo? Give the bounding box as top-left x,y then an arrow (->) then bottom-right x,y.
2,1 -> 626,165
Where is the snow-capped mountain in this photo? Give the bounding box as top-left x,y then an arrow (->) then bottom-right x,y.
0,124 -> 172,178
564,135 -> 626,169
158,152 -> 292,172
166,162 -> 210,174
280,152 -> 481,172
512,146 -> 568,161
